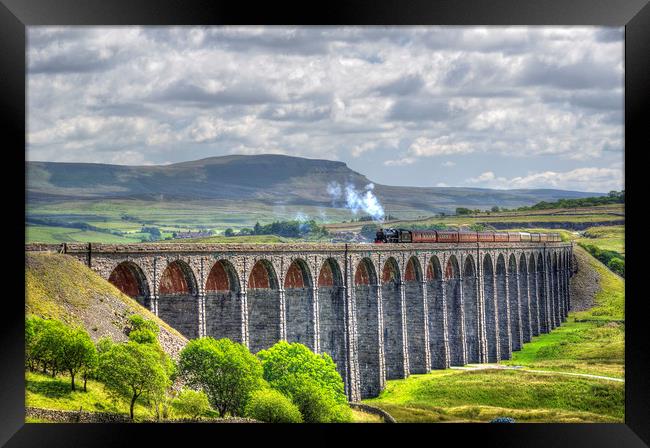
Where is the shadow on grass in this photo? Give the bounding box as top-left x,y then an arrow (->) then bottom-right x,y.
26,375 -> 74,399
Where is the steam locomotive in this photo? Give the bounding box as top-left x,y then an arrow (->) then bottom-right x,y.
374,228 -> 562,244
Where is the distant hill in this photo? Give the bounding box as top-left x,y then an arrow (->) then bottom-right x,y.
25,252 -> 187,359
26,154 -> 601,214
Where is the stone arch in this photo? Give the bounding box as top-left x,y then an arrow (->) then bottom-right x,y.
317,258 -> 346,386
382,257 -> 405,379
496,254 -> 510,359
205,259 -> 242,342
354,257 -> 381,398
426,255 -> 447,368
284,258 -> 314,349
108,261 -> 151,308
482,253 -> 498,362
158,259 -> 199,339
518,253 -> 531,343
546,252 -> 555,329
508,254 -> 522,351
445,255 -> 465,366
462,255 -> 480,364
528,253 -> 539,336
552,252 -> 560,325
247,259 -> 280,353
404,256 -> 426,374
537,253 -> 548,333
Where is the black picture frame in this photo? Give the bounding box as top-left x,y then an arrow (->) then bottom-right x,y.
2,0 -> 647,446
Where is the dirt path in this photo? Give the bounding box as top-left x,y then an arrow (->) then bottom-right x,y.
450,364 -> 624,383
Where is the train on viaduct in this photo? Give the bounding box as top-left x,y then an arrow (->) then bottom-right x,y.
26,241 -> 574,402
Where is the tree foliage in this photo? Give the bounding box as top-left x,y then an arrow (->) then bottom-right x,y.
579,243 -> 625,278
178,337 -> 263,417
238,219 -> 329,239
517,191 -> 624,211
245,388 -> 303,423
127,314 -> 160,345
171,388 -> 212,419
58,326 -> 97,391
98,341 -> 171,419
257,341 -> 351,422
25,317 -> 98,391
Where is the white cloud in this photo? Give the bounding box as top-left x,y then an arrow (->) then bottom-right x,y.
407,136 -> 474,157
384,157 -> 416,166
465,167 -> 623,192
25,26 -> 624,192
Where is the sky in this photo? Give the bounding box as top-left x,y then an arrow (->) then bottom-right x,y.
27,26 -> 624,193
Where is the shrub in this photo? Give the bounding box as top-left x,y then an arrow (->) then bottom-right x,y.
257,341 -> 351,422
129,328 -> 158,345
127,314 -> 160,344
178,338 -> 263,417
290,379 -> 352,423
172,388 -> 212,419
607,257 -> 625,277
245,388 -> 303,423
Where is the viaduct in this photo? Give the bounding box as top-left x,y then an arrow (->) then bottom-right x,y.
27,241 -> 574,402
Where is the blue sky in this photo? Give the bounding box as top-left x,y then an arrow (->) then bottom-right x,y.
27,26 -> 624,192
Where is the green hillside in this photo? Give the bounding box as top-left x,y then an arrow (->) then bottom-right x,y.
25,252 -> 187,358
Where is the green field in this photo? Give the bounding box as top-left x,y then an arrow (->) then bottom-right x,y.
324,204 -> 624,233
363,369 -> 622,423
160,234 -> 301,244
576,226 -> 625,255
27,200 -> 624,245
26,225 -> 148,244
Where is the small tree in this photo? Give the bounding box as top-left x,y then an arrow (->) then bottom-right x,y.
491,206 -> 500,212
98,341 -> 171,419
32,319 -> 68,376
224,228 -> 235,237
172,388 -> 212,419
178,338 -> 263,417
58,326 -> 97,391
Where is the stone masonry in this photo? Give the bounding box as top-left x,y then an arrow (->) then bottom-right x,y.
26,241 -> 573,402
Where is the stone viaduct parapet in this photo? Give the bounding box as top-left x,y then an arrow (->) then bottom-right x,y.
26,241 -> 574,401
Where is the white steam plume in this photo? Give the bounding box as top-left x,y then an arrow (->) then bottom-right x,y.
327,181 -> 385,221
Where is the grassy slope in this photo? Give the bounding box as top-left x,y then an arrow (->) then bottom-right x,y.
25,252 -> 186,357
364,370 -> 622,423
351,409 -> 384,423
26,371 -> 153,420
363,231 -> 625,423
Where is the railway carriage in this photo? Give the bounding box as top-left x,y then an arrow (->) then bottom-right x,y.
375,228 -> 561,244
